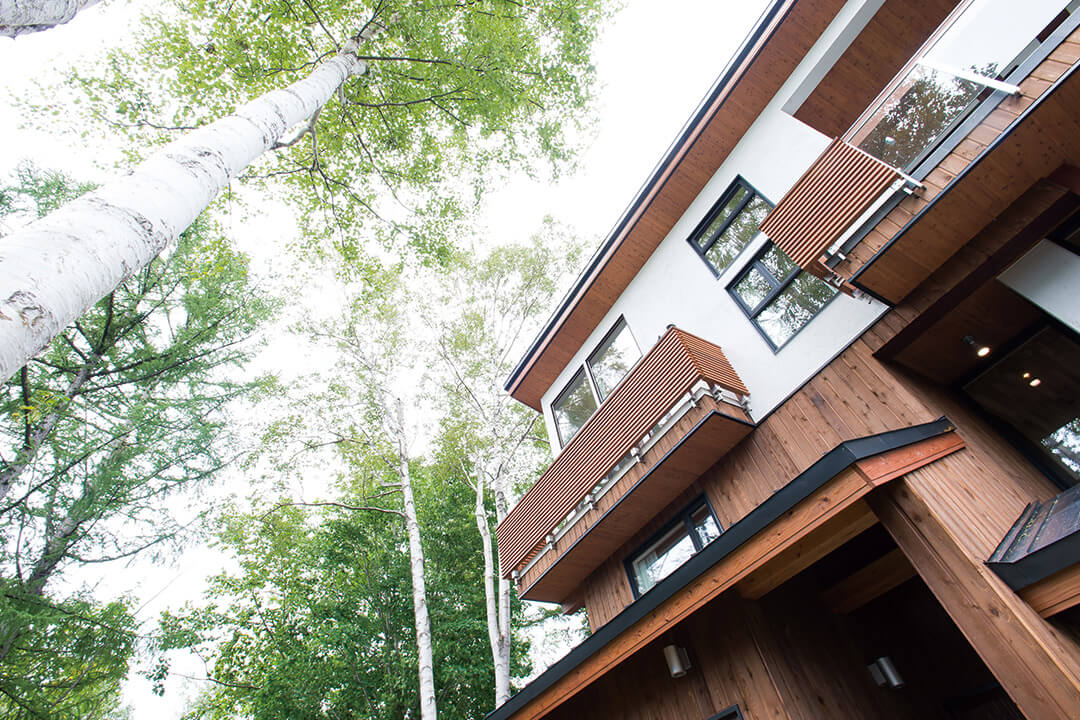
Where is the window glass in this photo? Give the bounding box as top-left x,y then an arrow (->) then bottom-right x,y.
631,525 -> 696,594
730,244 -> 836,350
553,370 -> 597,446
588,320 -> 641,401
629,499 -> 722,595
733,266 -> 773,311
692,180 -> 772,275
755,272 -> 836,347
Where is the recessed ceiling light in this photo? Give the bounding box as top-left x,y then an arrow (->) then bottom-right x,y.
1029,378 -> 1042,387
977,346 -> 991,357
1022,372 -> 1031,379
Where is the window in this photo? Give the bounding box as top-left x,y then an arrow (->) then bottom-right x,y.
706,707 -> 744,720
729,244 -> 836,350
627,498 -> 722,597
689,177 -> 773,276
552,368 -> 597,447
587,318 -> 640,401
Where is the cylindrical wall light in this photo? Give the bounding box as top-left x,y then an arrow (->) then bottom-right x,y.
663,644 -> 692,678
867,656 -> 905,689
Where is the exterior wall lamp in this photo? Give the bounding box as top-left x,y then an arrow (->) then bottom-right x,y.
867,656 -> 905,689
663,644 -> 692,678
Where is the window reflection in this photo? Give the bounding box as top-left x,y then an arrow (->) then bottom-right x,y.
588,320 -> 641,401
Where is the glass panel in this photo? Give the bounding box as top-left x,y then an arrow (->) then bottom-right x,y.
632,524 -> 695,594
760,245 -> 799,282
705,194 -> 771,271
689,504 -> 721,547
696,186 -> 748,249
734,266 -> 773,311
588,321 -> 641,401
854,0 -> 1070,169
553,371 -> 597,446
755,272 -> 836,347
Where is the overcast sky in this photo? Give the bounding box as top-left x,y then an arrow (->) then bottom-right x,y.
0,0 -> 772,714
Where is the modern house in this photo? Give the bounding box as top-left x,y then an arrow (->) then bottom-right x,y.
487,0 -> 1080,718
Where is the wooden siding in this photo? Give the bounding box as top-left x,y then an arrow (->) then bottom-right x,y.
520,398 -> 753,603
497,328 -> 747,579
759,138 -> 901,278
582,337 -> 937,628
833,25 -> 1080,303
508,0 -> 847,410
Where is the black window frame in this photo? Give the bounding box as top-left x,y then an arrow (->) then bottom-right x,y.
585,315 -> 641,403
727,242 -> 837,352
687,176 -> 773,278
706,706 -> 744,720
551,366 -> 599,448
624,495 -> 722,599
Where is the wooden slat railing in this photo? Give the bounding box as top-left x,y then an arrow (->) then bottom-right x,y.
759,138 -> 901,276
496,327 -> 749,578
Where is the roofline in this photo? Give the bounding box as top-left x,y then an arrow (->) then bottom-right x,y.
485,417 -> 957,720
503,0 -> 792,397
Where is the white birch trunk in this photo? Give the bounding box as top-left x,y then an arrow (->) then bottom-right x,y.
0,0 -> 100,37
492,470 -> 512,705
473,462 -> 512,706
395,399 -> 438,720
0,41 -> 368,382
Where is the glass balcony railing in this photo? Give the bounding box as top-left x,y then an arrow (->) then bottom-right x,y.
847,0 -> 1076,171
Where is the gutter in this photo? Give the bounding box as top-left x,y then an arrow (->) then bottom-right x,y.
486,417 -> 957,720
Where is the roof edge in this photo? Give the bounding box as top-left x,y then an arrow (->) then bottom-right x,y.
503,0 -> 794,402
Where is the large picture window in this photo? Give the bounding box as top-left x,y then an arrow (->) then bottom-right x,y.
689,177 -> 772,276
729,244 -> 836,350
586,317 -> 640,402
626,498 -> 721,597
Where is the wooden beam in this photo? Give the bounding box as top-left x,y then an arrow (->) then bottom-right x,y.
736,500 -> 877,600
822,548 -> 917,614
1021,563 -> 1080,618
869,482 -> 1080,719
854,430 -> 965,486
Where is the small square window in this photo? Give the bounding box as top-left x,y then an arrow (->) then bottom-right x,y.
552,368 -> 597,447
626,497 -> 722,597
690,178 -> 773,276
729,243 -> 836,350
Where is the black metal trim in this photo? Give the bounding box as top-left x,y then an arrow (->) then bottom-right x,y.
687,176 -> 774,278
850,24 -> 1080,291
624,495 -> 723,600
485,417 -> 957,720
727,242 -> 839,353
706,705 -> 745,720
503,0 -> 793,394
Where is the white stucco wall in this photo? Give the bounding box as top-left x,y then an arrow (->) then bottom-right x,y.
541,0 -> 890,450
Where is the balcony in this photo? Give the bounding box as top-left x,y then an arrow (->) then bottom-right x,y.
496,327 -> 752,603
769,0 -> 1080,301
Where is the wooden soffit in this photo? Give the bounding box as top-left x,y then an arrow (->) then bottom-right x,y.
507,0 -> 846,410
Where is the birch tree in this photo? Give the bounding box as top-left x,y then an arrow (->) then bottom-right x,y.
0,165 -> 271,718
0,0 -> 101,38
431,226 -> 580,705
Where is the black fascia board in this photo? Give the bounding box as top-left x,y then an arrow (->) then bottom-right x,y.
485,417 -> 956,720
503,0 -> 792,394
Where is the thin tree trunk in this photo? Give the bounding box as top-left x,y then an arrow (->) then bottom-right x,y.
492,469 -> 512,704
473,461 -> 511,706
395,399 -> 438,720
0,25 -> 380,381
0,0 -> 100,37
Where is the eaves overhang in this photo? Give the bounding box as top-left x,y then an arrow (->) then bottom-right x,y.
504,0 -> 846,411
485,417 -> 959,720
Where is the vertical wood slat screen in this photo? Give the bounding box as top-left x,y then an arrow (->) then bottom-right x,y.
758,138 -> 901,274
496,327 -> 749,578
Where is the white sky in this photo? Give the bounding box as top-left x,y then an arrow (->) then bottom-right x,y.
0,0 -> 772,715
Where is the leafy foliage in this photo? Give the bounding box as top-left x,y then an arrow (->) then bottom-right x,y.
69,0 -> 610,274
0,165 -> 273,718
